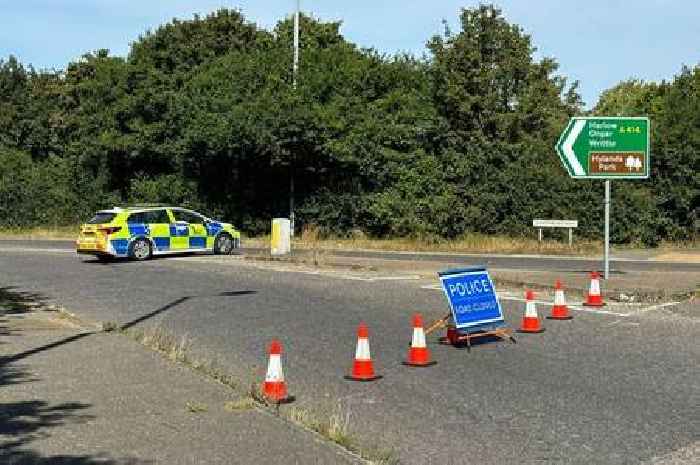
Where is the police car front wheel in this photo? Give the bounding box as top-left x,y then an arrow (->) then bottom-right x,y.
129,238 -> 152,261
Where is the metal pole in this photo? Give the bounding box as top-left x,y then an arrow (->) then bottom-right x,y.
289,173 -> 295,237
604,180 -> 611,279
290,0 -> 299,236
293,1 -> 299,90
568,228 -> 573,247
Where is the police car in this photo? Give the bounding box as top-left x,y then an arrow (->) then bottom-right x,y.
76,205 -> 241,261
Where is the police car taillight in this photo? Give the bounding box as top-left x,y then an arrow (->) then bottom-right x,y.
98,226 -> 122,235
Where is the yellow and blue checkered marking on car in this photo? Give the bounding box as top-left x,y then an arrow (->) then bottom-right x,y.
76,206 -> 241,260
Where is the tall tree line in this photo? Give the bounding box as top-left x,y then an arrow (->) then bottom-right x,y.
0,6 -> 697,244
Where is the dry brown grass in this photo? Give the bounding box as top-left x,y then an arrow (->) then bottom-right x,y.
247,231 -> 601,256
185,400 -> 208,413
284,404 -> 397,464
128,326 -> 191,363
286,404 -> 353,449
224,397 -> 255,412
124,325 -> 238,389
0,225 -> 79,240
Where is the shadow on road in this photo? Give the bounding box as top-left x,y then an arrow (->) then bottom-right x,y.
0,397 -> 151,464
0,332 -> 96,365
80,252 -> 211,266
1,286 -> 53,343
217,290 -> 257,297
0,288 -> 152,464
1,287 -> 257,363
119,290 -> 257,330
0,286 -> 50,315
120,296 -> 192,330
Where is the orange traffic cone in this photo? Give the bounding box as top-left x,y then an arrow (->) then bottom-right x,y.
403,314 -> 436,367
583,271 -> 606,307
262,340 -> 293,403
345,322 -> 381,381
517,290 -> 545,333
547,280 -> 573,320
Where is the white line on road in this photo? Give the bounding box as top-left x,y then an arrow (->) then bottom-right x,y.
420,284 -> 442,290
497,296 -> 632,317
631,301 -> 682,314
0,247 -> 74,254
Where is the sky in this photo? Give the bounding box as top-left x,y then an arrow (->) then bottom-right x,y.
1,1 -> 698,107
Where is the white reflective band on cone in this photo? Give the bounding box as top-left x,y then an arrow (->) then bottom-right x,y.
355,338 -> 371,360
265,354 -> 284,382
590,279 -> 600,295
412,328 -> 426,348
525,301 -> 538,318
555,289 -> 566,305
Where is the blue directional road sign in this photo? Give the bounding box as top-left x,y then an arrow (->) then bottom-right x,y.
439,267 -> 504,329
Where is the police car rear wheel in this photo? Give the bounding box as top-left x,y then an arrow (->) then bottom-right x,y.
129,238 -> 152,261
214,234 -> 233,255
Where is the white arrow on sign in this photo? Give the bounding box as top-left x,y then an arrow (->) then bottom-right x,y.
563,119 -> 586,176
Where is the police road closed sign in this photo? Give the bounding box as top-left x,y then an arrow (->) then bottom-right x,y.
439,267 -> 504,329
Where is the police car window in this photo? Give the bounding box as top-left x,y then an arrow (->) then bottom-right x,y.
144,210 -> 170,223
127,212 -> 147,224
87,212 -> 116,224
173,210 -> 204,224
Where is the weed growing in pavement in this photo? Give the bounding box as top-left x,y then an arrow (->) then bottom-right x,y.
123,325 -> 239,389
286,405 -> 353,450
185,401 -> 208,413
283,403 -> 397,464
101,320 -> 118,332
123,325 -> 396,463
128,326 -> 191,362
223,397 -> 255,412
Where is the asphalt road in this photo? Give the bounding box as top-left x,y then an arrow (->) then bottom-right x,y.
3,240 -> 700,273
1,242 -> 698,464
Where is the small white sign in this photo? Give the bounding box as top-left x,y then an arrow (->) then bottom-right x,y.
532,219 -> 578,228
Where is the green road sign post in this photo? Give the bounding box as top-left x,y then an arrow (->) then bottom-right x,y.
555,117 -> 650,279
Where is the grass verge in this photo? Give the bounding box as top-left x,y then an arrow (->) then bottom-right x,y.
121,323 -> 396,464
0,225 -> 79,240
246,227 -> 601,256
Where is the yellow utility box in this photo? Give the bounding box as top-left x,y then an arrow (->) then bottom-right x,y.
271,218 -> 291,255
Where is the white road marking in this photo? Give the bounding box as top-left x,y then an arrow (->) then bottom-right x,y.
363,275 -> 421,281
420,284 -> 442,290
0,247 -> 75,254
497,295 -> 633,317
632,301 -> 682,314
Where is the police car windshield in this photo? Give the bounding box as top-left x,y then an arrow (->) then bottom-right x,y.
87,212 -> 117,224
